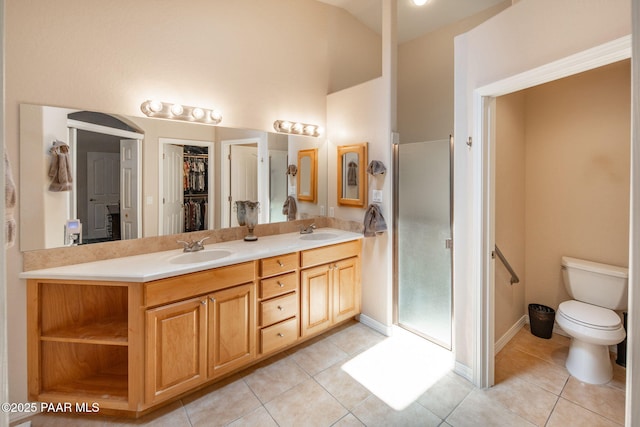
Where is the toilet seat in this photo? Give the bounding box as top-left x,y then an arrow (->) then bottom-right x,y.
557,300 -> 621,331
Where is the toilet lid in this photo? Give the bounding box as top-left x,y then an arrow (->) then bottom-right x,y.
558,300 -> 622,330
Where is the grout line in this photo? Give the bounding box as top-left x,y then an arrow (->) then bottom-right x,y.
542,395 -> 561,427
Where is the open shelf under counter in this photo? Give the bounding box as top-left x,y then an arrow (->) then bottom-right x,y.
40,317 -> 129,346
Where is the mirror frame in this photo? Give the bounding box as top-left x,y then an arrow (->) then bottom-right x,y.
296,148 -> 317,203
337,142 -> 367,208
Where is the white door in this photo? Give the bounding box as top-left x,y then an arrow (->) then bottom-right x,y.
269,150 -> 288,223
229,145 -> 258,227
162,144 -> 184,234
120,139 -> 141,240
87,152 -> 120,240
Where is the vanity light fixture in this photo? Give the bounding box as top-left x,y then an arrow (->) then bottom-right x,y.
273,120 -> 323,137
140,100 -> 222,125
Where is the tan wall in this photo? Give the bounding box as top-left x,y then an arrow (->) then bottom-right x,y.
495,91 -> 526,340
397,1 -> 510,143
524,59 -> 631,310
495,60 -> 631,341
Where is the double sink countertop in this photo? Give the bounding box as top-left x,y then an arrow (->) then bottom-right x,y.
19,228 -> 363,283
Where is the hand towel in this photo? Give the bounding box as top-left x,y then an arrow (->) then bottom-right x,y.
347,161 -> 358,186
366,160 -> 387,176
282,196 -> 297,221
363,204 -> 387,237
4,150 -> 17,248
48,142 -> 73,192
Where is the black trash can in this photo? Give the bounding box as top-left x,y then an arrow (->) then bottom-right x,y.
529,304 -> 555,339
616,312 -> 627,367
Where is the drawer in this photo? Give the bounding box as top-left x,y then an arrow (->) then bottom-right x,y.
260,272 -> 297,299
145,261 -> 255,307
260,292 -> 298,327
300,240 -> 361,268
261,317 -> 298,354
260,253 -> 298,277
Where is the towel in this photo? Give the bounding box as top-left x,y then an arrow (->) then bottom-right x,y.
287,164 -> 298,176
363,204 -> 387,237
367,160 -> 386,176
347,161 -> 358,186
4,149 -> 16,248
48,142 -> 73,192
282,196 -> 297,221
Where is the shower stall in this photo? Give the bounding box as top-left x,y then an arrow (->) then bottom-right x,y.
393,137 -> 453,349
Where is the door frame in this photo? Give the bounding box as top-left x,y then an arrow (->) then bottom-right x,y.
67,119 -> 143,239
158,138 -> 214,235
473,37 -> 632,389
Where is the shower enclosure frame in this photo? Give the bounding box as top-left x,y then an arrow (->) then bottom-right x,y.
392,136 -> 454,350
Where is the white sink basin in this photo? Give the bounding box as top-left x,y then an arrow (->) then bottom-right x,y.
299,232 -> 339,241
169,249 -> 233,264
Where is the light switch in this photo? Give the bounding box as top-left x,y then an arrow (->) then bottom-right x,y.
372,190 -> 383,203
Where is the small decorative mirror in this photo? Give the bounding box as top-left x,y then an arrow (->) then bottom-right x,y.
337,143 -> 367,207
297,148 -> 317,203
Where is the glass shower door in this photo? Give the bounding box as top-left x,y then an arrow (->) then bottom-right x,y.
395,138 -> 452,349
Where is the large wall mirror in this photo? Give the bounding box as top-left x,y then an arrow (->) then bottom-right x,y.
337,143 -> 367,208
19,104 -> 327,251
297,148 -> 317,203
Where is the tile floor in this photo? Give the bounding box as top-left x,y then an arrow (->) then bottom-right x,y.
14,322 -> 626,426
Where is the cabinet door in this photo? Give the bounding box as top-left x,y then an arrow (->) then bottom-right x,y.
146,296 -> 207,404
333,257 -> 361,324
301,264 -> 332,337
208,283 -> 256,378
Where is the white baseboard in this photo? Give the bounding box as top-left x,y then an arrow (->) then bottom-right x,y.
495,315 -> 526,354
455,361 -> 473,382
357,314 -> 393,337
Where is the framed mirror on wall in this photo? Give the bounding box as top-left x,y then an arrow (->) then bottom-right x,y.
337,143 -> 367,207
297,148 -> 317,203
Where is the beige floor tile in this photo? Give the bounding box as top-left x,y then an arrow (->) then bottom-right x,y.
264,378 -> 347,427
314,362 -> 372,410
485,374 -> 558,426
290,338 -> 349,376
609,355 -> 627,392
546,398 -> 621,427
333,413 -> 366,427
495,346 -> 569,395
416,371 -> 474,419
446,390 -> 535,427
561,376 -> 625,425
244,355 -> 310,403
182,378 -> 262,426
18,413 -> 108,427
226,406 -> 278,427
109,401 -> 191,426
329,322 -> 386,355
508,326 -> 570,368
351,395 -> 441,427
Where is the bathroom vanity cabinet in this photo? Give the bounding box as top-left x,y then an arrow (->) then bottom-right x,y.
26,238 -> 361,417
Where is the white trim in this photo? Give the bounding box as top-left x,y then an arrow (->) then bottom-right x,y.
358,313 -> 393,337
67,119 -> 144,140
455,361 -> 473,382
476,37 -> 632,393
495,315 -> 526,354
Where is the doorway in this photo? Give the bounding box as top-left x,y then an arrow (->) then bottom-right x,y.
394,137 -> 453,349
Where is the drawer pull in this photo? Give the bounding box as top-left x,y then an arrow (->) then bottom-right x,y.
277,260 -> 284,267
277,333 -> 285,337
278,282 -> 285,287
277,305 -> 284,311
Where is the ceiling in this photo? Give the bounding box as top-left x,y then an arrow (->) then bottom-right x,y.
317,0 -> 507,43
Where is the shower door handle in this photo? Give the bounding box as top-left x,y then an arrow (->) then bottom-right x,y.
445,239 -> 453,249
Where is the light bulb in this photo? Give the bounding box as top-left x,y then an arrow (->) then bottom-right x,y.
280,121 -> 292,132
191,108 -> 204,120
170,104 -> 184,116
292,123 -> 304,133
316,126 -> 324,136
412,0 -> 429,5
210,110 -> 222,122
304,125 -> 316,136
148,100 -> 163,113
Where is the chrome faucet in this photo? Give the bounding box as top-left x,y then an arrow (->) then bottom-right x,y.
177,237 -> 209,252
300,223 -> 316,234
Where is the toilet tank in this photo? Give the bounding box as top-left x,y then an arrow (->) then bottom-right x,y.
561,256 -> 628,310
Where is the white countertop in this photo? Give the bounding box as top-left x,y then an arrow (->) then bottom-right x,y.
19,228 -> 363,283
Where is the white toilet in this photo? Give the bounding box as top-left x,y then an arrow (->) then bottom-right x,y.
556,256 -> 628,384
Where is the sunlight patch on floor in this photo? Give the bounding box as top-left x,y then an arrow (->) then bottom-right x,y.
341,327 -> 453,410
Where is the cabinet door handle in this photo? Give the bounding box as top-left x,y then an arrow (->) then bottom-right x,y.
201,300 -> 207,305
278,282 -> 285,287
277,260 -> 284,267
277,333 -> 284,337
210,297 -> 216,303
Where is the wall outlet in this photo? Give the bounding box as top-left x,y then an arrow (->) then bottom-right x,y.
288,185 -> 296,196
320,205 -> 325,216
372,190 -> 383,203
